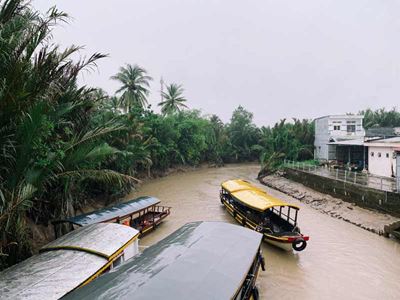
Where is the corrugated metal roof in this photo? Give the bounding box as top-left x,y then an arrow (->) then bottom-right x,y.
0,248 -> 106,300
365,136 -> 400,147
63,222 -> 263,300
43,223 -> 139,258
0,223 -> 139,300
327,138 -> 365,146
58,196 -> 160,226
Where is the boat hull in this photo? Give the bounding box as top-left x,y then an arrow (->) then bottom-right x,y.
222,198 -> 295,251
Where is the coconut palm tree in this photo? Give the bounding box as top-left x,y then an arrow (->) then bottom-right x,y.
0,0 -> 137,269
158,83 -> 188,115
111,64 -> 152,112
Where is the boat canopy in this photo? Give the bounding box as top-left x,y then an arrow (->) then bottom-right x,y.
54,196 -> 160,227
221,179 -> 263,193
232,189 -> 299,212
0,223 -> 139,300
43,222 -> 139,258
63,221 -> 263,300
222,179 -> 299,212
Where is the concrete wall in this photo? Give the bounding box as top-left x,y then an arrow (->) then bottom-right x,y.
314,115 -> 365,161
314,117 -> 329,160
284,168 -> 400,217
368,146 -> 396,177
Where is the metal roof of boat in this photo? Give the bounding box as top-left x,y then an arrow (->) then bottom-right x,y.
0,223 -> 139,300
221,179 -> 264,193
43,223 -> 139,258
222,179 -> 299,211
57,196 -> 160,226
63,221 -> 263,300
231,189 -> 299,212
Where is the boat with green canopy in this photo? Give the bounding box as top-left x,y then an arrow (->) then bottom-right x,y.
220,179 -> 309,251
63,221 -> 265,300
52,196 -> 170,238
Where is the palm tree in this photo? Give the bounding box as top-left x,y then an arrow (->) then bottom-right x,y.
111,64 -> 152,112
158,83 -> 188,115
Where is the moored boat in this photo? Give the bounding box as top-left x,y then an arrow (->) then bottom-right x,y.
220,179 -> 309,251
0,223 -> 140,300
63,221 -> 265,300
52,196 -> 171,238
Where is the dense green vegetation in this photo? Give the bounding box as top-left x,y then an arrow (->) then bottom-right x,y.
360,108 -> 400,128
0,0 -> 314,269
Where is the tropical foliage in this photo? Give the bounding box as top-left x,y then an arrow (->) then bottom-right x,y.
0,0 -> 316,270
360,108 -> 400,128
159,83 -> 188,115
111,64 -> 152,112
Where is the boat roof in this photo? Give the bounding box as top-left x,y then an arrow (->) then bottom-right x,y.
222,179 -> 299,211
221,179 -> 264,193
43,222 -> 139,258
56,196 -> 160,226
63,221 -> 263,300
232,189 -> 299,212
0,223 -> 139,300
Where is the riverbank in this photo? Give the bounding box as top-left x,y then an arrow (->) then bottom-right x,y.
28,163 -> 225,254
259,173 -> 400,236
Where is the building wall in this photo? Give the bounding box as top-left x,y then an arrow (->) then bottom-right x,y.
314,117 -> 329,160
314,115 -> 365,161
328,116 -> 365,139
368,146 -> 396,177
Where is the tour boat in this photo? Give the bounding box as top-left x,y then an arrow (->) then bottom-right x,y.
63,222 -> 265,300
52,196 -> 171,238
0,223 -> 140,299
220,179 -> 309,251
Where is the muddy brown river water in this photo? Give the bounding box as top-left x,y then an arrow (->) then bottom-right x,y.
127,164 -> 400,300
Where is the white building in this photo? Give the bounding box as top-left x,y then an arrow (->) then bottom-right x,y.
366,137 -> 400,178
314,115 -> 365,161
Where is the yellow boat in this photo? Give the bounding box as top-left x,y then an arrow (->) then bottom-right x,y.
220,179 -> 309,251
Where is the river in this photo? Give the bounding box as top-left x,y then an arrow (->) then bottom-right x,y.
127,164 -> 400,300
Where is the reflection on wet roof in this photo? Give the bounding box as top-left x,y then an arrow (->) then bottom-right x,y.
64,221 -> 263,300
43,223 -> 139,258
59,196 -> 160,226
0,223 -> 139,300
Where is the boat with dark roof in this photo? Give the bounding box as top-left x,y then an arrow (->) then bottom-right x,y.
63,221 -> 265,300
52,196 -> 171,238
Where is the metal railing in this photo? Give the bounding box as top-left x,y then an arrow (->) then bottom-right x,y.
283,159 -> 397,193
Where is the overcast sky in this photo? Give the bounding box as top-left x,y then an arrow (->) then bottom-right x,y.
34,0 -> 400,126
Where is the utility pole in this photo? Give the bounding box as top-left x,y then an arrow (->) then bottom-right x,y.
160,77 -> 164,102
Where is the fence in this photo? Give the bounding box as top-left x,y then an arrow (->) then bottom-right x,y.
283,159 -> 397,193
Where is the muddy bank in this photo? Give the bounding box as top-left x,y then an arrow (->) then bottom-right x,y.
260,174 -> 400,235
29,163 -> 222,253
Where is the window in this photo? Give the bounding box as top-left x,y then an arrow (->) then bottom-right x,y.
378,152 -> 381,157
333,125 -> 341,131
347,125 -> 356,132
386,153 -> 389,158
371,152 -> 374,157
